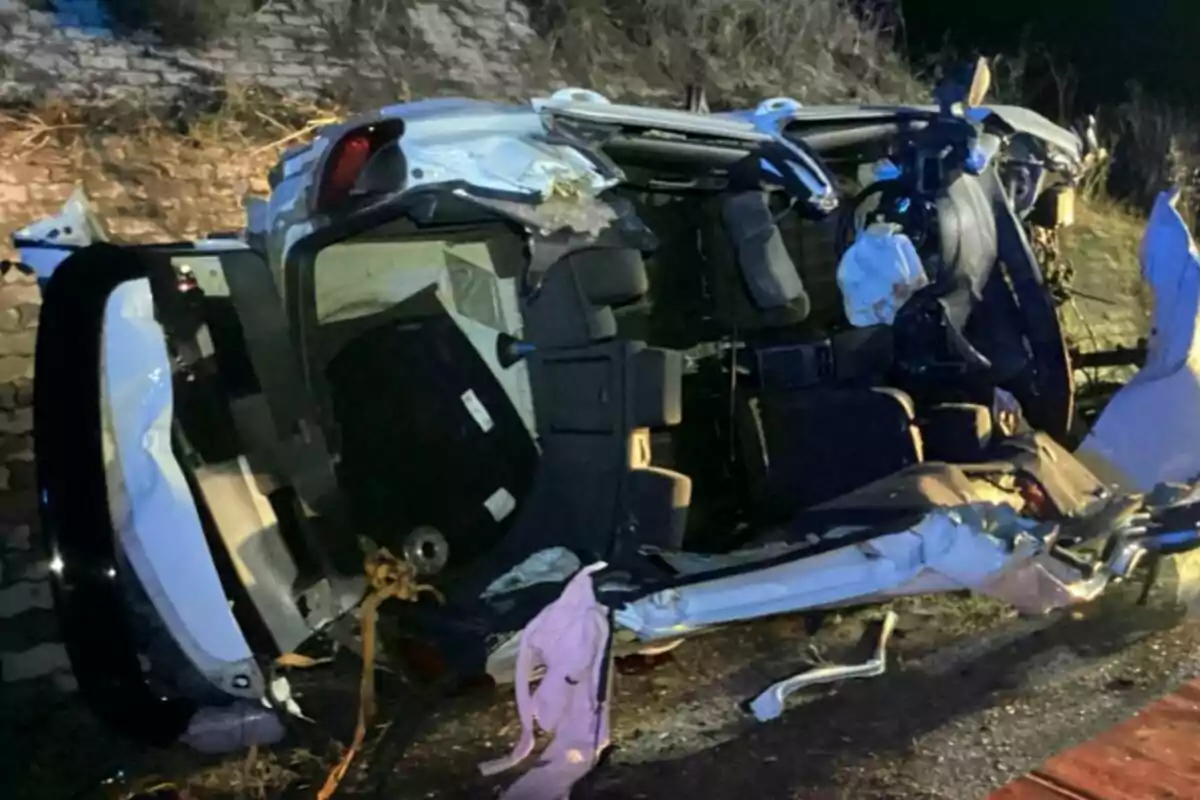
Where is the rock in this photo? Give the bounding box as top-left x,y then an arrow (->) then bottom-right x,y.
0,358 -> 32,385
13,379 -> 32,407
51,670 -> 78,693
0,435 -> 34,462
17,305 -> 38,328
0,310 -> 21,334
0,282 -> 41,309
1,642 -> 69,682
1,524 -> 32,551
0,332 -> 36,357
0,491 -> 38,525
0,580 -> 54,619
0,408 -> 33,435
7,461 -> 33,490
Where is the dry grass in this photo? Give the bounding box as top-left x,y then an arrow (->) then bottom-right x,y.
0,81 -> 340,153
0,82 -> 344,254
523,0 -> 924,104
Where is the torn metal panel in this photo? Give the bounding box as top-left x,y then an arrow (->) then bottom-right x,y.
452,185 -> 619,239
407,132 -> 618,204
1078,189 -> 1200,491
180,703 -> 285,754
265,100 -> 625,286
725,102 -> 1082,168
13,187 -> 109,280
615,505 -> 1086,641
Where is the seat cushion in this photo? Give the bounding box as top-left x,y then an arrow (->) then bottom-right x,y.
919,402 -> 994,463
737,386 -> 924,521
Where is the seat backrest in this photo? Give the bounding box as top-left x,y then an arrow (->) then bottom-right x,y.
701,191 -> 811,331
736,386 -> 924,522
521,246 -> 649,348
464,246 -> 691,577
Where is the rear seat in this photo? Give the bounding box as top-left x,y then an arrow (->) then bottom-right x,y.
700,191 -> 812,331
509,246 -> 692,560
736,386 -> 925,523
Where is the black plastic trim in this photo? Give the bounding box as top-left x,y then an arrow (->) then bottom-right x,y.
34,243 -> 197,745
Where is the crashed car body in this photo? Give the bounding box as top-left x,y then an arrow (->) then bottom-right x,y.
14,77 -> 1200,762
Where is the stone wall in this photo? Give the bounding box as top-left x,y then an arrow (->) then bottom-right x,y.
0,0 -> 1151,697
0,0 -> 925,109
0,268 -> 61,691
0,0 -> 547,106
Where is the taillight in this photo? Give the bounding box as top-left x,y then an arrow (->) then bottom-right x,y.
314,119 -> 404,213
322,134 -> 371,207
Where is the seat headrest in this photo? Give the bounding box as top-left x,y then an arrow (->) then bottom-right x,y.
564,247 -> 650,307
720,191 -> 811,323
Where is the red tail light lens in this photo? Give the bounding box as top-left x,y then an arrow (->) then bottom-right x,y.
318,133 -> 373,210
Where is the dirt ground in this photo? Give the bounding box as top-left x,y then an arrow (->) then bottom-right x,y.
7,571 -> 1199,800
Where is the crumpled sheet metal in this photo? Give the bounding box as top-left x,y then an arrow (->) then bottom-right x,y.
615,504 -> 1096,641
482,547 -> 584,599
455,186 -> 620,239
263,101 -> 622,282
14,187 -> 108,281
1078,188 -> 1200,492
408,120 -> 622,238
406,132 -> 618,207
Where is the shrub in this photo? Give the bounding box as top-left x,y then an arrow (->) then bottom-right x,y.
526,0 -> 925,105
1102,84 -> 1200,225
99,0 -> 258,46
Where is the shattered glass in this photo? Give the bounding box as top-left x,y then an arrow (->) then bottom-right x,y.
445,249 -> 506,333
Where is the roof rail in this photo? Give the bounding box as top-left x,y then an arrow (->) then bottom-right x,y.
545,87 -> 611,105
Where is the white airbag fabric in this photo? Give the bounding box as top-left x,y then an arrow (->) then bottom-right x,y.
836,222 -> 928,326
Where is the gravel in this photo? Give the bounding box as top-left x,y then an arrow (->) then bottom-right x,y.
11,572 -> 1200,800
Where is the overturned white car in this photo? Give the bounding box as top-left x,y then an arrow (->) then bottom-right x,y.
13,64 -> 1200,795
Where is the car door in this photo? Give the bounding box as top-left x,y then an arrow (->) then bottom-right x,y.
32,239 -> 360,745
